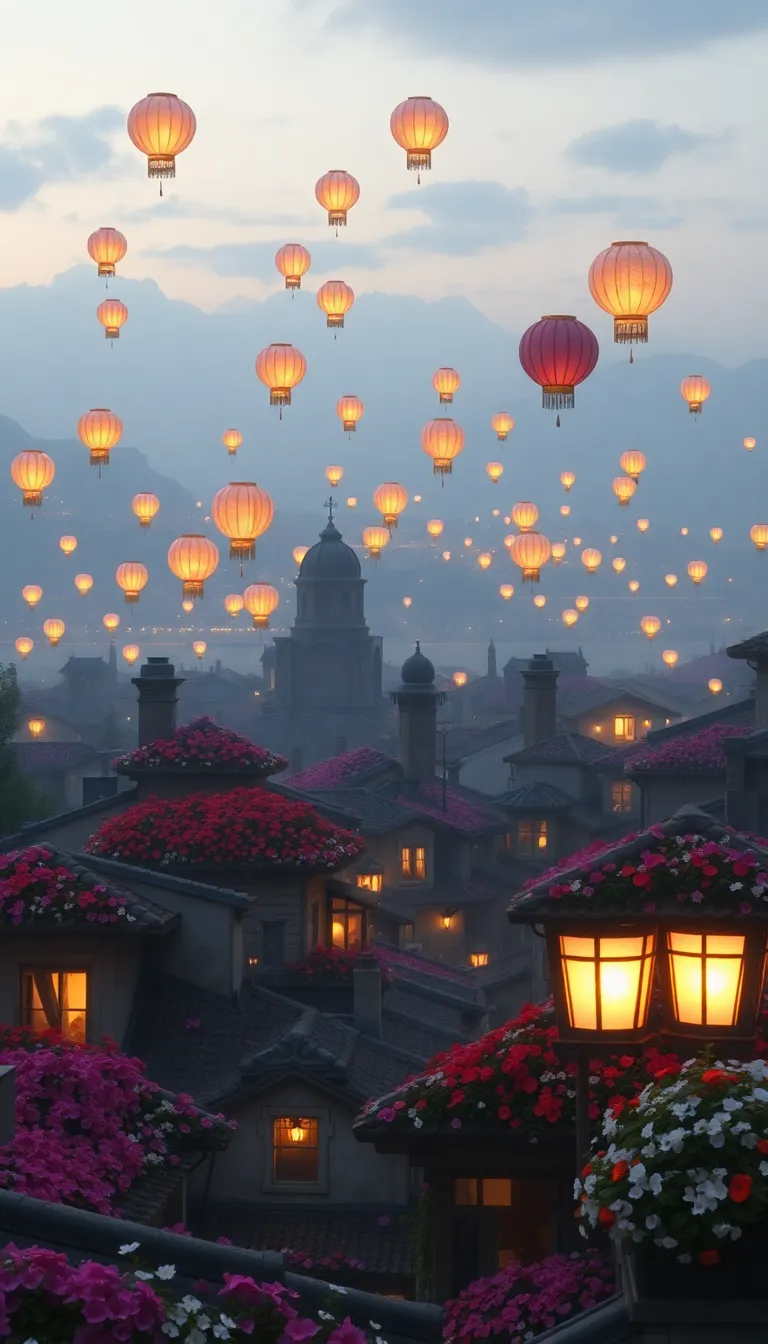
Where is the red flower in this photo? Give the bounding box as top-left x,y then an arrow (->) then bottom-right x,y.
729,1174 -> 752,1203
598,1208 -> 615,1227
699,1249 -> 720,1266
701,1069 -> 740,1086
611,1161 -> 629,1182
756,1139 -> 768,1154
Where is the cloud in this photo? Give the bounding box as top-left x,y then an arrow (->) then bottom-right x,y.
547,193 -> 685,228
731,215 -> 768,231
315,0 -> 768,65
566,119 -> 718,173
0,106 -> 123,211
119,199 -> 314,227
149,239 -> 385,278
384,181 -> 531,255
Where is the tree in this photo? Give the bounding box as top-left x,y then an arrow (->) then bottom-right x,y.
0,663 -> 45,835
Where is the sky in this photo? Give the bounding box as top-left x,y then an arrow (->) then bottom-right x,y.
0,1 -> 766,362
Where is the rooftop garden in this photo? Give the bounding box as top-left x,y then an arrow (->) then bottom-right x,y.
115,716 -> 288,775
290,747 -> 393,790
84,788 -> 365,871
628,723 -> 751,774
0,845 -> 134,927
444,1250 -> 614,1343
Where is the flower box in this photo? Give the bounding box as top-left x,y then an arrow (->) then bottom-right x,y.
115,718 -> 288,801
621,1235 -> 768,1302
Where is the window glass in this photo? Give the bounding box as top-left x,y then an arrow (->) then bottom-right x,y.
273,1117 -> 319,1182
414,847 -> 426,879
453,1177 -> 479,1205
20,970 -> 87,1041
400,847 -> 412,878
482,1178 -> 512,1206
614,715 -> 636,742
611,781 -> 633,813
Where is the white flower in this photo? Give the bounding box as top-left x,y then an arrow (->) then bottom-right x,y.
212,1320 -> 231,1339
729,882 -> 744,891
319,1313 -> 335,1322
721,1097 -> 743,1113
648,1173 -> 663,1196
759,1161 -> 768,1177
645,1214 -> 660,1230
156,1264 -> 176,1280
677,1254 -> 692,1264
119,1242 -> 140,1255
161,1328 -> 180,1340
713,1222 -> 734,1239
413,1118 -> 423,1129
135,1270 -> 155,1281
196,1316 -> 211,1330
476,1101 -> 486,1110
641,1122 -> 655,1139
181,1297 -> 202,1313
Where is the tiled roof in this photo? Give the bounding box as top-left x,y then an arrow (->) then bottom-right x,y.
645,695 -> 754,746
295,788 -> 415,835
627,724 -> 751,775
592,742 -> 647,772
197,1201 -> 415,1277
557,674 -> 687,719
505,732 -> 614,766
0,786 -> 138,849
288,775 -> 507,837
81,853 -> 257,911
496,781 -> 575,810
0,845 -> 177,935
439,720 -> 520,763
384,869 -> 506,911
14,741 -> 101,773
727,632 -> 768,660
289,749 -> 395,790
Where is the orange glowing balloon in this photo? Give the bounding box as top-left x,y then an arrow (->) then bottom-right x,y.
77,409 -> 122,470
560,471 -> 576,492
491,412 -> 514,442
22,585 -> 42,609
613,476 -> 636,506
637,518 -> 650,533
403,596 -> 412,608
560,505 -> 571,517
581,547 -> 602,574
750,524 -> 768,551
325,466 -> 344,489
681,527 -> 689,536
710,527 -> 723,544
463,538 -> 473,548
212,482 -> 274,562
192,640 -> 207,661
42,618 -> 65,647
427,519 -> 444,539
74,573 -> 93,596
640,615 -> 661,639
708,678 -> 723,695
293,546 -> 309,566
225,593 -> 244,617
533,593 -> 547,608
421,418 -> 465,478
551,543 -> 566,564
588,241 -> 672,344
97,298 -> 128,341
275,243 -> 311,290
681,374 -> 711,415
15,637 -> 33,660
610,535 -> 618,544
116,561 -> 148,603
363,526 -> 390,558
123,644 -> 140,665
432,367 -> 460,404
574,595 -> 589,612
744,437 -> 757,451
102,612 -> 120,632
390,96 -> 449,176
317,279 -> 355,330
11,450 -> 55,508
453,671 -> 468,688
629,580 -> 640,593
373,482 -> 408,529
619,449 -> 646,481
255,343 -> 306,413
486,461 -> 504,485
222,429 -> 243,457
511,531 -> 551,584
346,497 -> 357,509
511,501 -> 539,533
336,396 -> 364,433
181,599 -> 195,613
132,493 -> 160,528
243,583 -> 280,628
87,227 -> 127,279
665,574 -> 678,587
477,552 -> 492,571
612,557 -> 626,573
127,92 -> 196,188
168,535 -> 220,599
662,649 -> 678,667
442,550 -> 451,561
499,584 -> 514,600
687,559 -> 708,585
562,608 -> 579,627
315,170 -> 360,228
59,536 -> 77,555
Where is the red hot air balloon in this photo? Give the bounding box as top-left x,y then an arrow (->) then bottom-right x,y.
519,315 -> 599,426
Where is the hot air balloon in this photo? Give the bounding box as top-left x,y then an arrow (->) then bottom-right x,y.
78,409 -> 122,473
665,574 -> 678,588
433,367 -> 460,405
612,476 -> 636,507
581,548 -> 602,576
560,471 -> 576,492
212,482 -> 274,566
519,315 -> 599,425
681,527 -> 689,536
551,543 -> 566,565
317,280 -> 354,331
637,518 -> 650,533
442,550 -> 451,561
390,96 -> 448,179
688,560 -> 708,585
325,466 -> 344,488
573,537 -> 582,547
511,501 -> 539,533
87,227 -> 127,281
750,524 -> 768,552
562,609 -> 579,627
15,637 -> 33,660
132,493 -> 160,528
588,242 -> 673,352
710,527 -> 723,544
477,552 -> 492,571
629,580 -> 640,593
192,640 -> 207,662
709,678 -> 723,695
225,593 -> 244,617
181,599 -> 195,614
491,413 -> 514,442
503,534 -> 515,550
27,718 -> 45,738
574,595 -> 589,612
421,418 -> 465,479
511,531 -> 551,584
22,585 -> 42,609
612,557 -> 626,573
662,649 -> 679,668
11,450 -> 55,509
275,243 -> 311,290
168,535 -> 219,599
681,375 -> 711,416
403,596 -> 412,608
315,170 -> 360,230
116,562 -> 148,603
619,450 -> 647,482
347,497 -> 357,509
337,396 -> 364,434
744,437 -> 757,452
127,93 -> 196,192
293,546 -> 309,566
374,482 -> 408,529
453,671 -> 468,688
414,495 -> 422,504
640,616 -> 661,640
463,538 -> 473,548
560,505 -> 571,517
42,618 -> 65,647
363,526 -> 390,559
97,299 -> 127,341
243,583 -> 279,628
610,535 -> 618,545
222,429 -> 242,457
123,644 -> 140,666
499,584 -> 514,600
427,519 -> 444,539
255,344 -> 306,416
533,593 -> 547,608
103,612 -> 120,632
74,573 -> 93,596
59,536 -> 77,556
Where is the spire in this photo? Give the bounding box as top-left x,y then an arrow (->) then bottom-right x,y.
487,637 -> 497,680
324,494 -> 336,525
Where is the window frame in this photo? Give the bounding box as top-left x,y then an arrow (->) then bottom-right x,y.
19,966 -> 89,1043
272,1115 -> 321,1184
400,844 -> 428,883
611,780 -> 634,814
328,897 -> 368,952
614,714 -> 636,742
259,1105 -> 331,1194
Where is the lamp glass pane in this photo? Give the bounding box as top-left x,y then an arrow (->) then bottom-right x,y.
667,931 -> 745,1027
560,933 -> 655,1032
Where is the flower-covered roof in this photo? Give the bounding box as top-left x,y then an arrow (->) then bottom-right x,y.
289,748 -> 395,790
627,723 -> 751,775
115,716 -> 288,775
84,787 -> 365,871
0,845 -> 175,931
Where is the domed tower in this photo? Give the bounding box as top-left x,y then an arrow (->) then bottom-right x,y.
272,500 -> 383,713
391,642 -> 447,789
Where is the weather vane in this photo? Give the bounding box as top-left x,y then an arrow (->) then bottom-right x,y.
325,495 -> 336,523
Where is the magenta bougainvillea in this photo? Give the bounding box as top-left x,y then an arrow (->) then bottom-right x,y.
287,944 -> 472,990
0,1027 -> 232,1215
290,747 -> 393,790
444,1251 -> 614,1343
115,716 -> 288,775
411,782 -> 504,834
628,724 -> 750,775
84,788 -> 365,871
0,846 -> 133,926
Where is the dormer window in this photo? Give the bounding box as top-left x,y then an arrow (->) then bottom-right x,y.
20,969 -> 87,1042
273,1116 -> 319,1183
517,820 -> 548,855
401,845 -> 427,881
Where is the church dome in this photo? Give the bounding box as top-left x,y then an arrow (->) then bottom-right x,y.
401,642 -> 435,685
299,517 -> 361,580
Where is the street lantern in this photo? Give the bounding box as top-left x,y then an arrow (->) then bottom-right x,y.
547,926 -> 657,1045
660,928 -> 767,1043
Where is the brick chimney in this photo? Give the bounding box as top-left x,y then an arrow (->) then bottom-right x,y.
353,954 -> 382,1038
132,657 -> 185,747
391,643 -> 446,790
521,654 -> 559,748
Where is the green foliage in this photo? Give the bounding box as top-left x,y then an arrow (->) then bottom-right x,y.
0,662 -> 47,835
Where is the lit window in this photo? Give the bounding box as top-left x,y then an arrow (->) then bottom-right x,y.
536,821 -> 548,851
517,820 -> 547,854
331,898 -> 365,951
20,970 -> 87,1041
401,846 -> 411,878
614,715 -> 636,742
611,781 -> 633,814
273,1117 -> 319,1183
400,846 -> 427,881
356,872 -> 382,893
469,952 -> 489,968
415,846 -> 426,879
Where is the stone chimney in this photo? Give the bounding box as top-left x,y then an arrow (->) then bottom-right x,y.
391,642 -> 446,790
353,954 -> 382,1038
521,654 -> 559,748
132,656 -> 185,747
